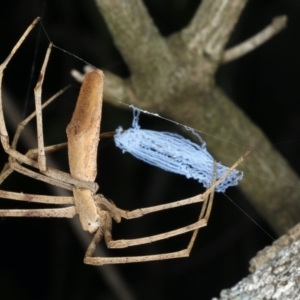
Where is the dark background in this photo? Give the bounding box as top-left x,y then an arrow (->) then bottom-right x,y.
0,1 -> 298,299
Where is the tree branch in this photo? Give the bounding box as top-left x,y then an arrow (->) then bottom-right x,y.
103,71 -> 135,104
77,1 -> 298,235
222,15 -> 287,63
72,67 -> 138,105
94,0 -> 174,75
166,86 -> 300,235
95,0 -> 177,105
181,0 -> 248,61
249,223 -> 300,273
215,223 -> 300,299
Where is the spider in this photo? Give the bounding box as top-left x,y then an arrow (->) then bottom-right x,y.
0,17 -> 249,265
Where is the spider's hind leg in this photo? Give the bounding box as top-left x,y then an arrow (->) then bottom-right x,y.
83,171 -> 216,266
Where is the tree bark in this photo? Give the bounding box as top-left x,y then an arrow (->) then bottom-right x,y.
83,0 -> 297,235
214,223 -> 300,299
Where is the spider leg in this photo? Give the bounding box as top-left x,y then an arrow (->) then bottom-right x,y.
84,163 -> 216,265
33,42 -> 52,172
0,18 -> 98,193
84,209 -> 187,265
0,87 -> 70,180
183,160 -> 216,254
8,158 -> 98,192
107,154 -> 245,249
0,130 -> 116,187
0,206 -> 75,218
9,159 -> 73,191
0,187 -> 75,218
84,209 -> 113,263
0,189 -> 73,204
84,154 -> 248,265
12,86 -> 70,151
85,186 -> 215,265
0,142 -> 67,184
85,250 -> 191,265
0,20 -> 61,183
107,170 -> 215,249
1,131 -> 115,183
103,150 -> 250,221
0,18 -> 40,152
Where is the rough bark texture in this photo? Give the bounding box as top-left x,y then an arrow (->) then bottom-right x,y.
89,0 -> 300,235
214,223 -> 300,299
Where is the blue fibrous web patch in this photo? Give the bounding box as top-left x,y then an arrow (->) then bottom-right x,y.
114,107 -> 243,192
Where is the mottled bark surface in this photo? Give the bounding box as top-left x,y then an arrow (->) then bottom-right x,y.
215,223 -> 300,299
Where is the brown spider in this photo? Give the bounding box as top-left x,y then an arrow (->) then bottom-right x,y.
0,18 -> 249,265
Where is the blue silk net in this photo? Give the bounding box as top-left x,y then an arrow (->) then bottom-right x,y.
114,107 -> 243,192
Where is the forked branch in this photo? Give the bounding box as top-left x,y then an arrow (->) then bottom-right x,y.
88,1 -> 296,235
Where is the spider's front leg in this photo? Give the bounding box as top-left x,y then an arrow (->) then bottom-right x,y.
0,18 -> 50,172
0,18 -> 98,193
0,18 -> 40,152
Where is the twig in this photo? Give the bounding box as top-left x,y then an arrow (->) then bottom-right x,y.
222,15 -> 287,64
71,68 -> 136,106
103,71 -> 135,104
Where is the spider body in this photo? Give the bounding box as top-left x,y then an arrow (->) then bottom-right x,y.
66,69 -> 103,234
